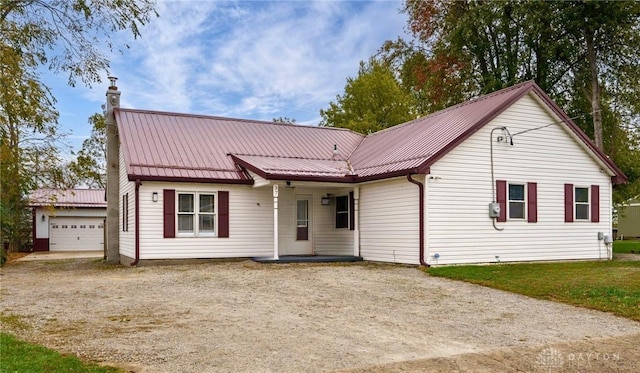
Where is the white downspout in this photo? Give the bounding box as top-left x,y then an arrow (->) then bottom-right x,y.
353,186 -> 360,256
273,184 -> 279,260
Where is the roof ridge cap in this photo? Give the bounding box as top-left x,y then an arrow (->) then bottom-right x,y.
232,153 -> 348,162
116,108 -> 361,134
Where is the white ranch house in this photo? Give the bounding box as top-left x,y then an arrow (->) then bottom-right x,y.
109,81 -> 625,265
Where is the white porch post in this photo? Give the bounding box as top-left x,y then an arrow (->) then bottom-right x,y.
273,184 -> 279,260
353,186 -> 360,256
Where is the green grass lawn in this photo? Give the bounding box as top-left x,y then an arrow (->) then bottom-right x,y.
0,332 -> 122,373
427,260 -> 640,321
613,239 -> 640,254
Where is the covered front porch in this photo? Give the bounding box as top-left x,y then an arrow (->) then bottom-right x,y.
255,178 -> 361,260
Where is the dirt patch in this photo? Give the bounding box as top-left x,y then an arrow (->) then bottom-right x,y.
1,259 -> 639,372
5,252 -> 29,262
615,253 -> 640,261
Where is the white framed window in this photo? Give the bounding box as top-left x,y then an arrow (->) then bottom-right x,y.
177,192 -> 216,236
335,195 -> 349,229
575,187 -> 589,220
508,183 -> 526,219
198,194 -> 216,234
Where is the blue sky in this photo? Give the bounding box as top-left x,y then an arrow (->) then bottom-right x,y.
44,0 -> 408,155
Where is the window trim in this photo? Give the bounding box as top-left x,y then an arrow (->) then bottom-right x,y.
176,192 -> 217,237
122,193 -> 129,232
507,183 -> 526,220
335,195 -> 350,229
574,186 -> 590,221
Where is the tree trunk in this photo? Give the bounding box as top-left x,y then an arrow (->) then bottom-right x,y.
586,31 -> 603,150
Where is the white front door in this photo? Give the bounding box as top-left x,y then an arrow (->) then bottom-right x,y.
281,195 -> 313,255
49,217 -> 104,251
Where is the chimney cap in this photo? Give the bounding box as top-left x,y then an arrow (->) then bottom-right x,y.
108,76 -> 118,90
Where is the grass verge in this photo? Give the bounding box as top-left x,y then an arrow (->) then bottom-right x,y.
0,332 -> 122,373
613,239 -> 640,254
427,260 -> 640,321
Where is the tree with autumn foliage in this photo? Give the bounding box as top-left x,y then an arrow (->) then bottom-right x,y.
398,0 -> 640,203
1,1 -> 156,257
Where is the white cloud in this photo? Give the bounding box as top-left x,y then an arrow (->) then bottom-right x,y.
59,0 -> 408,145
115,1 -> 406,122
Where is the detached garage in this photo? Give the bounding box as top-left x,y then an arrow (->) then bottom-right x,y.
29,189 -> 106,252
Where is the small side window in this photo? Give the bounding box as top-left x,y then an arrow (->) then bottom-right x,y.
508,184 -> 525,219
575,187 -> 589,220
335,195 -> 349,229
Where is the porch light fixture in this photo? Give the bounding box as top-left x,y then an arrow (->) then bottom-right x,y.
152,192 -> 158,202
41,214 -> 46,222
321,197 -> 331,206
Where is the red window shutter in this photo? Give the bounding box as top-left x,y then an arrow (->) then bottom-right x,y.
564,184 -> 574,223
163,189 -> 175,238
591,185 -> 600,223
527,182 -> 537,223
218,191 -> 229,238
349,191 -> 355,231
496,180 -> 507,222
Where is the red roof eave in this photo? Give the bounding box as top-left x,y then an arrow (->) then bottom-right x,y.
127,173 -> 254,185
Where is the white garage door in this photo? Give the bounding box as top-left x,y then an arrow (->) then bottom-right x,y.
50,217 -> 104,251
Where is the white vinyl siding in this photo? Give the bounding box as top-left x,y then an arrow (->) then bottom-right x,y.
132,182 -> 273,260
118,147 -> 136,258
312,188 -> 354,256
359,177 -> 420,264
427,93 -> 613,265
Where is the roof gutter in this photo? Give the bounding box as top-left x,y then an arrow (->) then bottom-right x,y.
131,179 -> 142,266
406,173 -> 428,267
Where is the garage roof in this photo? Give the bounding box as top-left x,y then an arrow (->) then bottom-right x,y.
29,189 -> 106,208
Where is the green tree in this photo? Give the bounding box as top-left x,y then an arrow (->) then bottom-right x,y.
1,41 -> 61,254
320,60 -> 416,134
273,117 -> 297,124
1,0 -> 157,256
66,113 -> 107,188
401,0 -> 640,203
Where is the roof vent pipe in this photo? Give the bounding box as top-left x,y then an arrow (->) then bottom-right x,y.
332,144 -> 338,160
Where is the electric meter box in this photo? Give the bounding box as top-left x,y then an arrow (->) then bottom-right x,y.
489,203 -> 501,218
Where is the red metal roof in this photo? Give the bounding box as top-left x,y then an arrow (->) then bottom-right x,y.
349,81 -> 535,177
116,81 -> 626,184
233,155 -> 355,182
116,110 -> 363,183
29,189 -> 106,208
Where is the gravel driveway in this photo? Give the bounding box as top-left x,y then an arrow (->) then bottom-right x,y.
1,259 -> 639,372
